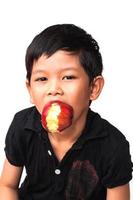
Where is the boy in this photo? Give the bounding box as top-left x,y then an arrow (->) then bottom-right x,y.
0,24 -> 132,200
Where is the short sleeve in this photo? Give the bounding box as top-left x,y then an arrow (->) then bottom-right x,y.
102,139 -> 133,188
4,114 -> 26,167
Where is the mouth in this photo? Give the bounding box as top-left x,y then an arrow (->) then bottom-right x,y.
41,100 -> 73,134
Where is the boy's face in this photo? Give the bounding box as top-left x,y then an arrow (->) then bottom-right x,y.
27,50 -> 103,125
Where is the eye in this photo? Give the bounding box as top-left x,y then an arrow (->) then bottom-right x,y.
62,75 -> 76,80
35,77 -> 48,82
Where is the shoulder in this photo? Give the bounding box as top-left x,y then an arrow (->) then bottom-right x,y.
5,106 -> 40,142
89,110 -> 130,157
98,115 -> 132,170
101,117 -> 128,149
5,107 -> 41,166
11,106 -> 39,130
103,117 -> 126,138
13,106 -> 36,122
82,110 -> 132,187
89,110 -> 127,145
101,120 -> 132,187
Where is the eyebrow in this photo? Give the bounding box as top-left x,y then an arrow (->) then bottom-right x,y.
32,67 -> 78,74
32,69 -> 47,74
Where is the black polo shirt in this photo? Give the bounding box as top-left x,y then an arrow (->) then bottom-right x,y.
5,106 -> 132,200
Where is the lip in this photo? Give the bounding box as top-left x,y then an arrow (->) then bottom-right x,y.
45,100 -> 65,106
42,100 -> 71,112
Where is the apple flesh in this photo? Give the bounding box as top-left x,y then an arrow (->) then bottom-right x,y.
41,100 -> 73,133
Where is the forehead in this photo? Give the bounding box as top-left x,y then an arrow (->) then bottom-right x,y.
32,50 -> 82,72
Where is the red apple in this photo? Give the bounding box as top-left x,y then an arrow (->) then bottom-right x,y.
41,100 -> 73,133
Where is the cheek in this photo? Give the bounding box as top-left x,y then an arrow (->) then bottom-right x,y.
29,88 -> 46,113
67,84 -> 90,109
75,81 -> 90,99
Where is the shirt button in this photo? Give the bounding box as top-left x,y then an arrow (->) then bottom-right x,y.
48,150 -> 52,156
55,169 -> 61,175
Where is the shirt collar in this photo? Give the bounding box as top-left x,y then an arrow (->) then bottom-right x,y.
24,107 -> 44,132
24,107 -> 108,144
72,109 -> 108,149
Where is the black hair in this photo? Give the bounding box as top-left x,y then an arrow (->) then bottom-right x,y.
25,24 -> 103,82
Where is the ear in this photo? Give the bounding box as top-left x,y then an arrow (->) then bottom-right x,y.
90,76 -> 104,101
26,80 -> 34,104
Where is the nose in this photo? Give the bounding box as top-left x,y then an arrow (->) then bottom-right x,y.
47,80 -> 64,96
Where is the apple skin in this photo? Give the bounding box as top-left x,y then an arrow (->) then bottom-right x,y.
41,100 -> 73,133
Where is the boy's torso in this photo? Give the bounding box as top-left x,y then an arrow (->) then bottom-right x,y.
5,107 -> 132,200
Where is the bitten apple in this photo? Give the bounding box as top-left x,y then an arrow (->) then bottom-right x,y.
41,100 -> 73,133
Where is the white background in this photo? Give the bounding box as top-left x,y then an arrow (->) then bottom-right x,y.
0,0 -> 133,197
